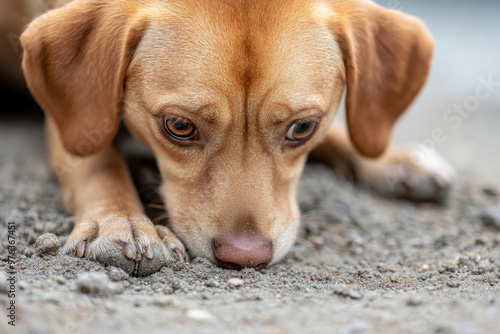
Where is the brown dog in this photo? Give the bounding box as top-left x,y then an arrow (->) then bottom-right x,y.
19,0 -> 455,276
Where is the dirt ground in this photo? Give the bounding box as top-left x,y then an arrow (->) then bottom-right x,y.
1,1 -> 499,333
0,117 -> 499,334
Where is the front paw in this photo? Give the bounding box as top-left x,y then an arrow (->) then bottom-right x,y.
359,148 -> 456,203
64,214 -> 184,276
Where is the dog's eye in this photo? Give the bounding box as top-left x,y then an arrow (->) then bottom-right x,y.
286,121 -> 316,142
164,117 -> 196,140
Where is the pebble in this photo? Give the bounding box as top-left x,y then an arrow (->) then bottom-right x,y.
18,281 -> 29,290
34,233 -> 61,257
482,186 -> 498,197
76,272 -> 123,296
377,264 -> 396,273
446,282 -> 459,288
334,285 -> 364,300
410,238 -> 423,248
107,266 -> 129,282
185,309 -> 216,323
24,248 -> 34,257
309,236 -> 326,249
406,296 -> 423,307
481,207 -> 500,230
419,274 -> 427,281
421,264 -> 430,271
227,278 -> 244,288
53,276 -> 66,285
0,271 -> 8,293
153,296 -> 176,308
389,275 -> 399,283
43,292 -> 59,304
27,323 -> 47,334
341,321 -> 369,334
206,280 -> 220,288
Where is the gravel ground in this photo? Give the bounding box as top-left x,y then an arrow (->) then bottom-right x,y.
1,1 -> 499,333
0,118 -> 499,334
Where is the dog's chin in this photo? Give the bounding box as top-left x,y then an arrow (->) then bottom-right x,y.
268,218 -> 300,266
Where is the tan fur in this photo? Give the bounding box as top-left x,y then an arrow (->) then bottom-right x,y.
19,0 -> 438,269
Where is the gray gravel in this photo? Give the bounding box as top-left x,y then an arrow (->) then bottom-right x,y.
76,272 -> 124,296
0,120 -> 499,334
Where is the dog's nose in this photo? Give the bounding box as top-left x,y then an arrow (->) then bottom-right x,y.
212,234 -> 273,270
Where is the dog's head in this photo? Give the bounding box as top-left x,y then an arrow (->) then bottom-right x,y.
22,0 -> 433,269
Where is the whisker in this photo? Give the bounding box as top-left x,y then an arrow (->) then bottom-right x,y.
153,213 -> 170,224
147,203 -> 166,210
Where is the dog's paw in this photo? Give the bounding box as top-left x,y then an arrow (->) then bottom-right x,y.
64,214 -> 184,276
358,148 -> 456,203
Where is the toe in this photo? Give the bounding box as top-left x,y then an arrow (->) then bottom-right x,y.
156,225 -> 188,262
63,220 -> 98,257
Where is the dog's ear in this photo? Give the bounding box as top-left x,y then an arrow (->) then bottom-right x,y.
22,0 -> 148,156
334,1 -> 434,158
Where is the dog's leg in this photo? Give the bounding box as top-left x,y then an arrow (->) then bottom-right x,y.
47,119 -> 185,276
310,123 -> 456,202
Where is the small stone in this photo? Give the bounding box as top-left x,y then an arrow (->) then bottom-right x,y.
227,278 -> 244,288
421,264 -> 430,271
34,233 -> 61,257
406,296 -> 423,306
0,271 -> 8,293
43,292 -> 59,304
27,323 -> 46,334
389,275 -> 398,283
206,280 -> 220,288
107,266 -> 129,281
482,186 -> 498,197
334,285 -> 363,300
410,238 -> 423,247
18,281 -> 29,291
481,207 -> 500,231
163,287 -> 174,294
185,309 -> 216,323
309,236 -> 325,249
171,282 -> 181,290
153,296 -> 175,308
446,281 -> 459,288
54,276 -> 66,285
76,272 -> 123,296
24,248 -> 34,257
377,264 -> 396,273
419,274 -> 427,281
341,321 -> 369,334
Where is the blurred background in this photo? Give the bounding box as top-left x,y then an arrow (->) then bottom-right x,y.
0,0 -> 499,187
383,0 -> 500,189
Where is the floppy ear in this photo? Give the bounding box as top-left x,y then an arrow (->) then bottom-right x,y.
334,1 -> 434,158
21,0 -> 148,156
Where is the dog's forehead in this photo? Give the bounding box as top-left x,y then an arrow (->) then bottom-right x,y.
131,0 -> 344,114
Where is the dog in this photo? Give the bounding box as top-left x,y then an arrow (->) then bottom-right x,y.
16,0 -> 455,276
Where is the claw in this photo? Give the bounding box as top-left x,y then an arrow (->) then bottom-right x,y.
145,244 -> 154,260
173,248 -> 184,262
123,242 -> 134,259
76,241 -> 86,258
